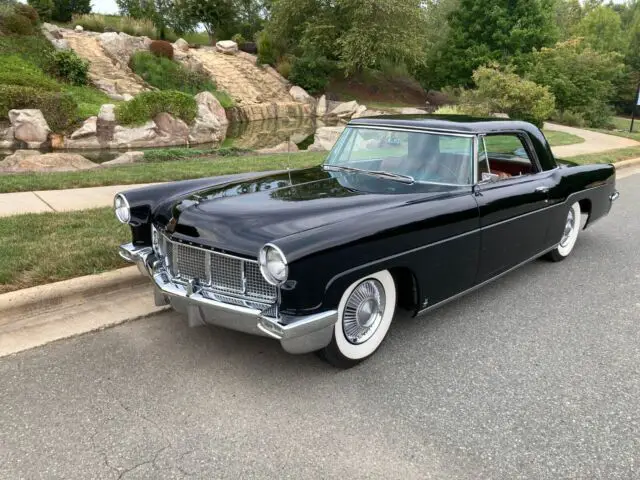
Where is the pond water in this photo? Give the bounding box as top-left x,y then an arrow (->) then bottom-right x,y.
0,116 -> 336,164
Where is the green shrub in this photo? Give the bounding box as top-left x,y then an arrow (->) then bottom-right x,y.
129,51 -> 217,95
72,13 -> 105,32
2,13 -> 34,35
0,84 -> 77,132
289,56 -> 335,95
460,66 -> 555,128
150,40 -> 174,60
0,54 -> 62,91
276,57 -> 292,79
434,105 -> 462,115
231,33 -> 246,47
212,90 -> 234,109
28,0 -> 53,22
14,4 -> 39,24
551,110 -> 587,128
115,90 -> 197,126
526,39 -> 624,128
256,30 -> 277,66
45,49 -> 89,85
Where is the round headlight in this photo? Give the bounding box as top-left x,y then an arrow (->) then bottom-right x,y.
114,194 -> 131,224
259,244 -> 288,286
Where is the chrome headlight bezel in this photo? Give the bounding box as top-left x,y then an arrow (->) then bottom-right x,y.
259,244 -> 288,286
114,193 -> 131,224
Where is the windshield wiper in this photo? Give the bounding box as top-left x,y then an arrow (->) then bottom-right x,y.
322,165 -> 415,184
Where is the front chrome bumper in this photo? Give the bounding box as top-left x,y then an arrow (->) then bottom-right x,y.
120,243 -> 337,354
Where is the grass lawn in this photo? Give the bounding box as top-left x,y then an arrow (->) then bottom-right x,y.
559,145 -> 640,165
589,116 -> 640,142
543,130 -> 585,147
0,208 -> 129,294
0,151 -> 328,193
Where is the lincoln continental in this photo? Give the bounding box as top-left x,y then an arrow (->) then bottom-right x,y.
116,116 -> 619,368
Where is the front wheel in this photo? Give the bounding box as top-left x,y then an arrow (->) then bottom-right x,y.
318,270 -> 397,369
546,202 -> 581,262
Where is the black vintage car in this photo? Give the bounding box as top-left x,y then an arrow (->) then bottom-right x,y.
116,116 -> 619,368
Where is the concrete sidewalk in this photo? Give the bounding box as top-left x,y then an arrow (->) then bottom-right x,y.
0,183 -> 154,217
545,122 -> 639,157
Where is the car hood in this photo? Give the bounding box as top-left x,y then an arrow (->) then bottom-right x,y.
152,166 -> 461,257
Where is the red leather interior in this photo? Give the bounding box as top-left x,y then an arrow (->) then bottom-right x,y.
489,158 -> 533,177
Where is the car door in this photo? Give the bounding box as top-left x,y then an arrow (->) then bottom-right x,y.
474,132 -> 556,283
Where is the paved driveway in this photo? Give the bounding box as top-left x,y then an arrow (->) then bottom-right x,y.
1,174 -> 639,479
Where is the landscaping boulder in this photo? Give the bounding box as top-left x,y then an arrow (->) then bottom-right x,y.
216,40 -> 238,55
112,121 -> 159,148
257,141 -> 299,154
308,126 -> 345,151
174,38 -> 190,52
352,105 -> 368,118
316,95 -> 328,117
51,39 -> 70,51
97,104 -> 116,142
189,92 -> 229,144
289,86 -> 316,110
99,32 -> 152,68
0,150 -> 98,172
102,151 -> 145,165
70,117 -> 97,140
328,101 -> 359,119
154,112 -> 190,143
75,25 -> 84,32
400,107 -> 427,115
41,23 -> 62,40
0,126 -> 15,149
8,109 -> 51,148
65,116 -> 101,149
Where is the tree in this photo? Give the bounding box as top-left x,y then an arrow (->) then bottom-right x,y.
266,0 -> 427,74
186,0 -> 236,44
526,38 -> 624,127
576,5 -> 624,53
432,0 -> 558,88
555,0 -> 583,40
28,0 -> 54,22
51,0 -> 90,22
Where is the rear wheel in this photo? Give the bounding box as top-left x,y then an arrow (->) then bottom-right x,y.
319,270 -> 396,369
546,202 -> 581,262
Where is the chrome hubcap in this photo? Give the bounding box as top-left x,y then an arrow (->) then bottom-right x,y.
343,279 -> 386,345
560,209 -> 576,247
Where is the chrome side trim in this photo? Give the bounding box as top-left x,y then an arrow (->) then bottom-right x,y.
610,191 -> 620,202
416,244 -> 558,317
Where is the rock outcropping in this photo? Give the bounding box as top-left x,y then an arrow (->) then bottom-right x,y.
9,109 -> 50,148
0,150 -> 98,172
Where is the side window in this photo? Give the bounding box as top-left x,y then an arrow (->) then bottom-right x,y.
479,134 -> 537,181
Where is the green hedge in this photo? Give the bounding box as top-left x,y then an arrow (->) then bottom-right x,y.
1,13 -> 34,35
115,90 -> 197,126
44,50 -> 89,86
0,84 -> 78,132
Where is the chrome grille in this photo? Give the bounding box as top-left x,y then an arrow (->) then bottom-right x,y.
158,233 -> 277,303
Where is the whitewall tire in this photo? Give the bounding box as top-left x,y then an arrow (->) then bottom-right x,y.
547,202 -> 581,262
319,270 -> 396,368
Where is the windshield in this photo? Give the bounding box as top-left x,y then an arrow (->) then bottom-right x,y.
325,127 -> 474,185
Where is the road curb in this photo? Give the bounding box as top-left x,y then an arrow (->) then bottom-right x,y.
0,267 -> 168,357
613,157 -> 640,170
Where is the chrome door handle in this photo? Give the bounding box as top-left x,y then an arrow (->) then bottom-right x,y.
535,186 -> 550,193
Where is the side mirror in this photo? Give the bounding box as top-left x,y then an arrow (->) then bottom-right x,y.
481,172 -> 501,183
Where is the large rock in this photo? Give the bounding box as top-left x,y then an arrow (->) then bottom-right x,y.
8,109 -> 50,148
352,108 -> 385,119
154,112 -> 189,143
102,151 -> 145,165
289,86 -> 316,109
328,101 -> 359,119
112,121 -> 159,148
189,92 -> 229,144
98,32 -> 152,68
75,25 -> 84,32
174,38 -> 190,52
316,95 -> 328,117
216,40 -> 238,55
51,39 -> 69,51
257,141 -> 300,154
400,107 -> 427,115
308,126 -> 345,151
65,117 -> 101,149
0,150 -> 98,172
41,22 -> 62,40
0,126 -> 15,149
97,104 -> 116,142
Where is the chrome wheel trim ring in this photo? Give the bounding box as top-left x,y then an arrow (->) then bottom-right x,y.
342,279 -> 386,345
560,208 -> 577,247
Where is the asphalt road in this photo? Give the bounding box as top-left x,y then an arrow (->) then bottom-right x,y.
1,173 -> 639,480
